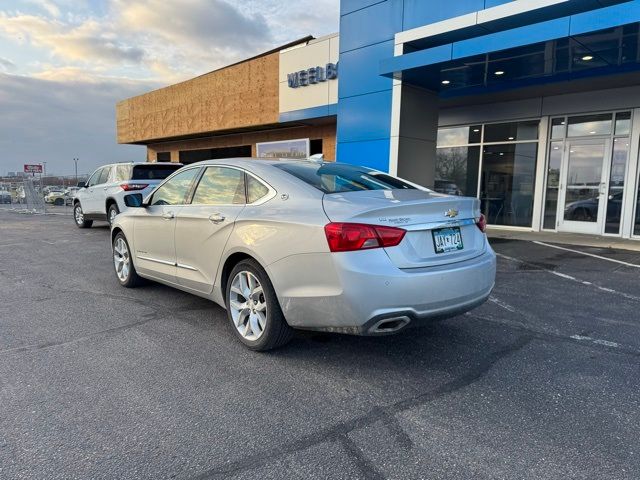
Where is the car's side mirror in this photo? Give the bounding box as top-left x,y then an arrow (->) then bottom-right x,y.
124,193 -> 145,208
77,181 -> 86,188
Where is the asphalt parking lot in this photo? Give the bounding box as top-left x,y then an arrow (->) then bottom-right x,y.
1,211 -> 639,480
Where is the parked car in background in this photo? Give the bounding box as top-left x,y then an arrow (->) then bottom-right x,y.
44,190 -> 66,205
73,162 -> 183,228
111,159 -> 496,351
64,187 -> 79,206
0,190 -> 11,204
434,180 -> 463,196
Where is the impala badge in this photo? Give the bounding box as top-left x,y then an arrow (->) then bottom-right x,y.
444,208 -> 459,218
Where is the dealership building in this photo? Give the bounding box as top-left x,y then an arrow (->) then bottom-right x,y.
117,0 -> 640,240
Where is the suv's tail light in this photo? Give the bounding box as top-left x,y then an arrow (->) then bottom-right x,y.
120,183 -> 149,191
476,213 -> 487,233
324,223 -> 406,252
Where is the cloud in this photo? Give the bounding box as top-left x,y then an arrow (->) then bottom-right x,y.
0,0 -> 340,175
0,13 -> 145,66
0,72 -> 160,175
0,57 -> 15,71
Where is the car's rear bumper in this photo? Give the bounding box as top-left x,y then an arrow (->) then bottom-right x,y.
268,243 -> 496,335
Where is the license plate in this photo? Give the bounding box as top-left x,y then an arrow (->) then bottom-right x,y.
432,227 -> 464,254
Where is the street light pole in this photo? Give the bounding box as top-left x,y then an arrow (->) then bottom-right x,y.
74,158 -> 78,184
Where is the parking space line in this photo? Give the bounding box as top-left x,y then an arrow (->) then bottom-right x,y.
532,241 -> 640,268
570,335 -> 621,349
488,296 -> 516,313
495,252 -> 640,302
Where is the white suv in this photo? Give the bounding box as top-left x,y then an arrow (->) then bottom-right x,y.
73,162 -> 183,228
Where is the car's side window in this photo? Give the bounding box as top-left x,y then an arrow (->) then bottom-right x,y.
191,167 -> 246,205
246,174 -> 270,204
114,164 -> 130,182
98,166 -> 112,185
151,168 -> 200,206
87,168 -> 103,187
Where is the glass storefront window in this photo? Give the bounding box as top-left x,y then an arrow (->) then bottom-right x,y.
436,126 -> 482,146
635,181 -> 640,236
543,141 -> 563,229
480,143 -> 538,227
551,118 -> 566,139
484,121 -> 539,143
567,113 -> 612,137
605,137 -> 630,234
615,112 -> 631,136
434,147 -> 480,196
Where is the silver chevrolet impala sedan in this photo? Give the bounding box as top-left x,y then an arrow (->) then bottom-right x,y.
111,159 -> 496,350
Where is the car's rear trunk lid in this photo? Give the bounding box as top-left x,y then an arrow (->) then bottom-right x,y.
322,190 -> 486,268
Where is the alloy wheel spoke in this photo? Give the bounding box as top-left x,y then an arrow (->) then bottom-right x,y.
249,314 -> 261,336
256,311 -> 266,330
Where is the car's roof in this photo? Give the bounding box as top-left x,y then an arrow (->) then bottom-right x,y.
110,162 -> 180,166
184,157 -> 338,169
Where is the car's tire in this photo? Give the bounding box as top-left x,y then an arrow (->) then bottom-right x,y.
54,198 -> 64,206
108,203 -> 119,226
112,232 -> 142,288
225,259 -> 293,351
73,203 -> 93,228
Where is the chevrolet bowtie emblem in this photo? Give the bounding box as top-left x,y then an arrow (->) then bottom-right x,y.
444,208 -> 459,218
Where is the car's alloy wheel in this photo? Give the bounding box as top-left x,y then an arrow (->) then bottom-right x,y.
225,259 -> 293,351
112,233 -> 142,287
229,270 -> 267,341
74,205 -> 84,225
113,237 -> 130,283
74,203 -> 93,228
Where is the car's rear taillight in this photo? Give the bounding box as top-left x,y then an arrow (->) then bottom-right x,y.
324,223 -> 406,252
476,213 -> 487,233
120,183 -> 149,191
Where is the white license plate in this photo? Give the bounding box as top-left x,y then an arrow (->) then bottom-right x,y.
432,227 -> 464,254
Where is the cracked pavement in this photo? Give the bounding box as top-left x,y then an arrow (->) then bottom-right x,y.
1,211 -> 639,479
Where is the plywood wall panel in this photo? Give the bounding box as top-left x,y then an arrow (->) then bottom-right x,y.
117,53 -> 281,144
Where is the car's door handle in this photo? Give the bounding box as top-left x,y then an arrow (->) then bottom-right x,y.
103,187 -> 108,191
209,213 -> 225,224
162,212 -> 175,220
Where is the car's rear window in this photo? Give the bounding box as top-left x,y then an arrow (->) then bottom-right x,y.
132,164 -> 182,180
274,162 -> 417,194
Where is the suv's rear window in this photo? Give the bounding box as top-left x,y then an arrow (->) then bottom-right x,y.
132,164 -> 182,180
274,162 -> 417,194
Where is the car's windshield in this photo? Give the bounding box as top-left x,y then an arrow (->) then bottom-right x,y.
274,162 -> 417,194
132,164 -> 182,180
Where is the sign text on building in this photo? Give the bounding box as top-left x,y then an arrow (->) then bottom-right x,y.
287,63 -> 338,88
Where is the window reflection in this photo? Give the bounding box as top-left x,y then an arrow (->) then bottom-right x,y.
543,142 -> 562,229
605,138 -> 629,234
480,143 -> 537,227
484,121 -> 538,143
192,167 -> 245,205
151,168 -> 199,206
434,147 -> 480,196
567,114 -> 612,137
436,126 -> 481,146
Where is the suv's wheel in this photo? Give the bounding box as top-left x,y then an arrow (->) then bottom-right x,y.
225,259 -> 293,351
108,203 -> 119,226
73,203 -> 93,228
113,232 -> 142,287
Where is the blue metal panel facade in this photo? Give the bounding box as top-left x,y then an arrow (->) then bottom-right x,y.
336,0 -> 639,170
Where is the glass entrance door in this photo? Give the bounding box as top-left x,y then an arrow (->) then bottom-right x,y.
558,139 -> 610,234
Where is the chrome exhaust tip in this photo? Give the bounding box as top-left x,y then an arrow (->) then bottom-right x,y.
369,316 -> 411,335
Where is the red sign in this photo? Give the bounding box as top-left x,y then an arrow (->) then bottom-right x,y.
24,164 -> 43,174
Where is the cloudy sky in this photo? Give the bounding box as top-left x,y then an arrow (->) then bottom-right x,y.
0,0 -> 339,176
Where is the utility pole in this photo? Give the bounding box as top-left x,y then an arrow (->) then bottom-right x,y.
74,158 -> 79,184
42,161 -> 47,186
